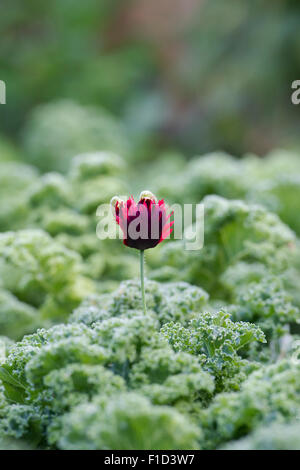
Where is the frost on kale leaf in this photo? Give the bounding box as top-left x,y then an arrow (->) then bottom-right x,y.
200,359 -> 300,449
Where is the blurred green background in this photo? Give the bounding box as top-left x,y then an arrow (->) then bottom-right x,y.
1,0 -> 300,159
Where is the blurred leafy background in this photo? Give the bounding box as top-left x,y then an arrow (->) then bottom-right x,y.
1,0 -> 300,159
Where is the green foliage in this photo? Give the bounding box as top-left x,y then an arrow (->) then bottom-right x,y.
129,345 -> 214,406
1,1 -> 300,154
0,230 -> 95,337
0,162 -> 39,231
70,280 -> 209,326
0,147 -> 300,449
22,101 -> 131,173
158,153 -> 251,203
0,149 -> 136,301
223,422 -> 300,450
157,150 -> 300,236
0,279 -> 268,449
200,359 -> 300,449
161,310 -> 265,392
229,278 -> 299,338
249,176 -> 300,236
52,392 -> 201,450
0,146 -> 300,449
0,290 -> 37,340
1,0 -> 300,450
0,136 -> 21,162
154,195 -> 295,298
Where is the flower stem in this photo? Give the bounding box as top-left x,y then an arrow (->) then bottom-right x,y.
140,249 -> 147,315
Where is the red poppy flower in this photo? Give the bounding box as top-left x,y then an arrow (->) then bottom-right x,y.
111,191 -> 174,250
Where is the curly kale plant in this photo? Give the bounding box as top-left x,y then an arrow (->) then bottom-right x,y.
223,422 -> 300,450
0,280 -> 267,449
200,359 -> 300,449
154,196 -> 296,298
0,142 -> 300,451
52,392 -> 201,450
161,310 -> 265,392
0,230 -> 95,338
